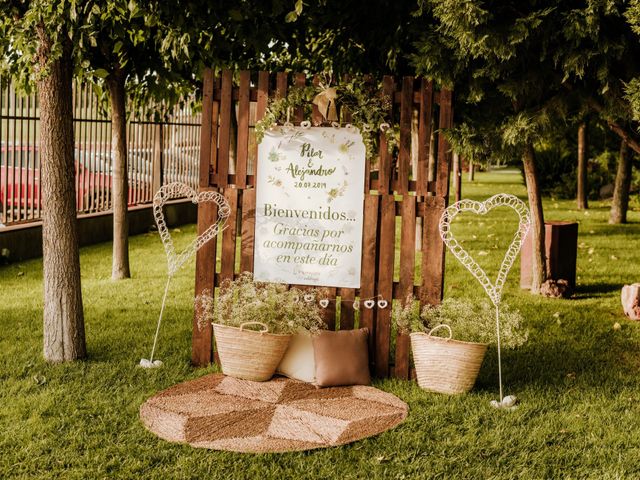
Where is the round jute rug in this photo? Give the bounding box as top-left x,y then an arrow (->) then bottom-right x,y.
140,373 -> 408,453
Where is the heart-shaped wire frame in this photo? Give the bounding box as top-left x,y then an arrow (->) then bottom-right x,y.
439,194 -> 531,306
153,183 -> 230,276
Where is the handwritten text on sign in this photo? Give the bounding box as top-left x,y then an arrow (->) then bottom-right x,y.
254,127 -> 365,288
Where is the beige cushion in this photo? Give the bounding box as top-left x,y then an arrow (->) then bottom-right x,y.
276,329 -> 316,383
313,328 -> 371,387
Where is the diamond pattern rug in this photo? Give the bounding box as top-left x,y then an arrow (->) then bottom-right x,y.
140,374 -> 408,453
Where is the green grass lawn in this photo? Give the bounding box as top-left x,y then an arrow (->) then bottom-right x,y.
2,170 -> 640,479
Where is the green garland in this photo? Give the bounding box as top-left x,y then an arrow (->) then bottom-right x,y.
255,76 -> 397,159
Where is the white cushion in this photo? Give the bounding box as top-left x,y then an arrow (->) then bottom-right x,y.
276,329 -> 315,383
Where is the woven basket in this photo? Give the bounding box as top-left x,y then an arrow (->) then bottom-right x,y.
410,324 -> 488,394
213,322 -> 291,382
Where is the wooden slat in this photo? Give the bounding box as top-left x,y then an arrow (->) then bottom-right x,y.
337,75 -> 356,332
398,195 -> 417,298
436,88 -> 453,198
240,188 -> 256,272
322,287 -> 337,331
252,71 -> 269,206
311,75 -> 323,125
416,79 -> 433,196
256,71 -> 269,120
276,72 -> 288,100
198,69 -> 214,188
421,196 -> 446,305
375,194 -> 395,377
220,187 -> 239,281
378,76 -> 394,194
395,195 -> 416,379
398,76 -> 413,195
235,71 -> 250,189
192,188 -> 219,366
294,73 -> 306,122
363,74 -> 373,192
339,288 -> 355,330
360,195 -> 379,370
216,70 -> 233,187
209,76 -> 221,181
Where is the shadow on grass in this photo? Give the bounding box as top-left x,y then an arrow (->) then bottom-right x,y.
574,282 -> 623,298
475,324 -> 638,394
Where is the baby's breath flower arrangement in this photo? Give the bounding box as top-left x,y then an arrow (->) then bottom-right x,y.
420,298 -> 528,348
394,297 -> 528,349
195,272 -> 325,335
393,295 -> 423,335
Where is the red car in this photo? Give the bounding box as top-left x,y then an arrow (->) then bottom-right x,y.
1,144 -> 151,224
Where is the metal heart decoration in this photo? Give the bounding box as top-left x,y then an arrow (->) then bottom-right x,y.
153,183 -> 230,276
319,299 -> 330,308
439,194 -> 531,306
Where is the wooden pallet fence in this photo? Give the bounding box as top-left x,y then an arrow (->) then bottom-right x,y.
193,69 -> 453,378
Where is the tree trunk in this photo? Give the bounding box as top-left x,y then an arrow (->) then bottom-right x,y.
609,140 -> 632,224
577,122 -> 588,210
468,158 -> 475,181
522,143 -> 546,294
427,123 -> 436,183
452,152 -> 461,202
108,68 -> 130,279
36,28 -> 86,362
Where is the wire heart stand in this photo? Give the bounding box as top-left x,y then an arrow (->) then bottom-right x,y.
439,193 -> 531,410
139,183 -> 230,369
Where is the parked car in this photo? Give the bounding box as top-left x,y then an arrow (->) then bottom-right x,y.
1,143 -> 154,223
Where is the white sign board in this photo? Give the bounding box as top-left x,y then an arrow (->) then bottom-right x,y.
253,127 -> 366,288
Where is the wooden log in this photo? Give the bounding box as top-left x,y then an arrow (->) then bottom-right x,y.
622,284 -> 640,320
521,221 -> 578,291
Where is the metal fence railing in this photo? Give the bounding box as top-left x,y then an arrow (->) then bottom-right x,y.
0,78 -> 201,227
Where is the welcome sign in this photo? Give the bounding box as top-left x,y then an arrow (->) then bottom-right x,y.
253,127 -> 366,288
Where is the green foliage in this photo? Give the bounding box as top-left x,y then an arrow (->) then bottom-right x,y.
254,85 -> 317,143
254,76 -> 396,158
262,0 -> 420,76
196,272 -> 325,335
413,0 -> 640,161
530,146 -> 619,200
